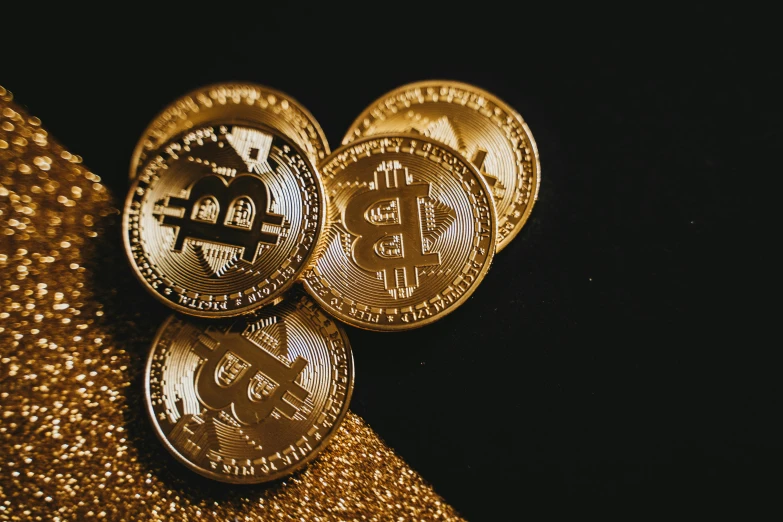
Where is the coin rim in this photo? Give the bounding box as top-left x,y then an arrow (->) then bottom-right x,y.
341,79 -> 540,252
129,82 -> 331,180
122,122 -> 328,318
144,308 -> 356,484
303,133 -> 497,331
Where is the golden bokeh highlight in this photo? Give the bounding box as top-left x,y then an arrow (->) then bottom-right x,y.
0,85 -> 463,521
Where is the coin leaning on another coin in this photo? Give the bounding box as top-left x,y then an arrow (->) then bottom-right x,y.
145,292 -> 354,484
303,134 -> 497,331
343,80 -> 540,252
129,83 -> 331,180
123,123 -> 326,317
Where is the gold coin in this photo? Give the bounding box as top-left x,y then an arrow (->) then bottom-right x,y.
123,123 -> 326,317
343,80 -> 540,252
303,134 -> 496,331
145,292 -> 354,484
129,83 -> 330,179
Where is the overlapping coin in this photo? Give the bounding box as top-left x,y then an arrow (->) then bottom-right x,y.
343,80 -> 540,251
145,292 -> 354,483
129,83 -> 330,179
123,122 -> 326,317
125,79 -> 536,483
303,134 -> 497,331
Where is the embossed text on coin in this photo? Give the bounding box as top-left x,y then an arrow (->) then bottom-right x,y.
123,124 -> 325,317
130,83 -> 330,179
146,293 -> 354,483
303,135 -> 496,330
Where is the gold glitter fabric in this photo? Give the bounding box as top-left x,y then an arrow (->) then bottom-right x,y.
0,85 -> 464,521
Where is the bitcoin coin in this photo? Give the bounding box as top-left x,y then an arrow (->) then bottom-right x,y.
145,292 -> 354,484
130,83 -> 330,179
303,134 -> 496,331
343,80 -> 540,252
123,123 -> 325,317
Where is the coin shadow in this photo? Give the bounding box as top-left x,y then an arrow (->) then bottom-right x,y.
87,211 -> 292,504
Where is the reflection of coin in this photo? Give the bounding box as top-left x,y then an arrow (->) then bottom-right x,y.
129,83 -> 330,179
145,292 -> 354,484
303,134 -> 496,331
343,80 -> 540,252
123,123 -> 325,317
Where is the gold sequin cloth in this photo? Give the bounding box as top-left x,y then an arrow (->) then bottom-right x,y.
0,85 -> 463,521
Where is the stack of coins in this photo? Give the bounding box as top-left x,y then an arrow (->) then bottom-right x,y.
122,81 -> 540,483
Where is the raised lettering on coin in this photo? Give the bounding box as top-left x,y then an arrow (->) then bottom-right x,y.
146,294 -> 354,484
343,161 -> 441,298
192,322 -> 308,425
123,124 -> 326,317
157,175 -> 285,264
129,83 -> 330,179
303,135 -> 496,331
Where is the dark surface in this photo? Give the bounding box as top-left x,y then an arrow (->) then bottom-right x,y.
4,24 -> 778,517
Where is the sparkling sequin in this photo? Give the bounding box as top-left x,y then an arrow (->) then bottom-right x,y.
0,85 -> 463,521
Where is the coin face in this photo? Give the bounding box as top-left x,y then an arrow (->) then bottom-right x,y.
145,293 -> 354,483
123,123 -> 325,317
130,83 -> 330,179
303,135 -> 496,331
343,80 -> 540,252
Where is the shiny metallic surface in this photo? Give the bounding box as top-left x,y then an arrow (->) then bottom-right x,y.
123,123 -> 326,317
130,83 -> 330,179
344,80 -> 540,251
146,293 -> 354,484
0,84 -> 465,520
303,134 -> 496,331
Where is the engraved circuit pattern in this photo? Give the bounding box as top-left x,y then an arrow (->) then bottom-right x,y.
123,125 -> 325,317
130,83 -> 331,179
0,83 -> 465,520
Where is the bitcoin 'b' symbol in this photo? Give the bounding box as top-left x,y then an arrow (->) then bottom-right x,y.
343,161 -> 440,298
158,174 -> 284,263
192,324 -> 308,425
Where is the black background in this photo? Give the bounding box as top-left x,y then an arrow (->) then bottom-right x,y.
3,20 -> 778,518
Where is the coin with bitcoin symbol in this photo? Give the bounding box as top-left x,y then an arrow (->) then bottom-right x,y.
145,292 -> 354,483
303,134 -> 497,331
123,123 -> 326,317
129,83 -> 330,179
343,80 -> 540,251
